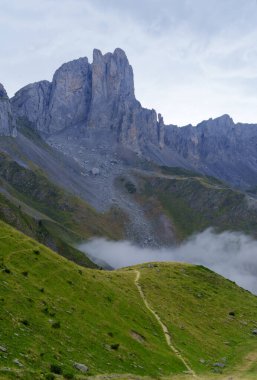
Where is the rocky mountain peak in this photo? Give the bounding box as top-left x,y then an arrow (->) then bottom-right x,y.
212,114 -> 234,128
2,48 -> 257,189
0,83 -> 8,98
93,48 -> 103,61
91,47 -> 134,101
0,83 -> 17,136
12,81 -> 51,133
11,48 -> 137,136
47,57 -> 92,133
217,114 -> 234,122
205,114 -> 234,127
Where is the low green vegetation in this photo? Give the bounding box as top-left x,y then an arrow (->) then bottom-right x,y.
137,262 -> 257,377
0,152 -> 125,240
0,152 -> 126,267
160,165 -> 224,185
0,221 -> 183,379
0,189 -> 97,268
140,174 -> 257,240
0,220 -> 257,379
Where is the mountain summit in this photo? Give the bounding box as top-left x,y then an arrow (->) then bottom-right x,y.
11,48 -> 164,152
1,48 -> 257,188
0,83 -> 16,137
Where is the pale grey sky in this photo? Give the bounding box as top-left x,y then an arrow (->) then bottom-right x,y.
1,0 -> 257,125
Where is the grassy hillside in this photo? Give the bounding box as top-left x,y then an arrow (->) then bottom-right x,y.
1,220 -> 257,379
0,190 -> 97,269
136,263 -> 257,378
0,152 -> 126,267
0,152 -> 126,240
132,168 -> 257,240
0,221 -> 184,379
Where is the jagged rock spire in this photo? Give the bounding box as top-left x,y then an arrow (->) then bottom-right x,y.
11,48 -> 161,150
0,83 -> 17,137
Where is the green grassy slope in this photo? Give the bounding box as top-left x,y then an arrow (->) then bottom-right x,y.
137,263 -> 257,377
1,220 -> 257,379
0,152 -> 125,240
0,152 -> 126,267
133,168 -> 257,240
0,189 -> 97,269
0,220 -> 184,379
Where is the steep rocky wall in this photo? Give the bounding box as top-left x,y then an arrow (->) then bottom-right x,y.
11,48 -> 164,150
0,83 -> 17,137
8,49 -> 257,188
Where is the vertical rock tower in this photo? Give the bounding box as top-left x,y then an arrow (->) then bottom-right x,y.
0,84 -> 17,137
11,48 -> 164,150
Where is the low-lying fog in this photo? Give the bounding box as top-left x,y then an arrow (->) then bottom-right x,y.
78,229 -> 257,295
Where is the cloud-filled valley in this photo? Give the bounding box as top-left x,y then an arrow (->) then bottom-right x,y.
79,228 -> 257,295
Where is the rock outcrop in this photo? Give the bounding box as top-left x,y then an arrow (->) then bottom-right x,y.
9,49 -> 257,188
0,84 -> 17,136
12,81 -> 51,132
11,48 -> 164,150
47,58 -> 92,134
164,114 -> 257,188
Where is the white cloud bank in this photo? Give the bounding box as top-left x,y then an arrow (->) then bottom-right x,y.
79,229 -> 257,295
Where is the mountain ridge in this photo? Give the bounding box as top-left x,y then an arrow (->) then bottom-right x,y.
1,48 -> 257,249
0,48 -> 257,189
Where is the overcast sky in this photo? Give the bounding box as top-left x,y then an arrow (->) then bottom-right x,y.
1,0 -> 257,126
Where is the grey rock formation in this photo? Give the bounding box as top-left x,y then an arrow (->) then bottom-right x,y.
47,58 -> 92,134
74,362 -> 88,373
90,48 -> 134,112
213,362 -> 225,368
87,48 -> 135,131
11,48 -> 164,151
13,358 -> 23,367
11,81 -> 51,132
0,83 -> 17,136
9,49 -> 257,188
12,59 -> 92,135
164,114 -> 257,188
90,167 -> 100,176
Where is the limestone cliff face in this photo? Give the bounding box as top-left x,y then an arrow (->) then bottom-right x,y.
47,58 -> 92,134
87,48 -> 135,133
11,81 -> 51,132
9,49 -> 257,188
164,115 -> 257,188
11,48 -> 164,149
0,84 -> 17,136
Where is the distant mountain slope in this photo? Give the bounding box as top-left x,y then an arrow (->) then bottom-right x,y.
163,114 -> 257,189
1,48 -> 257,251
0,125 -> 257,251
132,166 -> 257,240
0,148 -> 125,267
1,220 -> 257,379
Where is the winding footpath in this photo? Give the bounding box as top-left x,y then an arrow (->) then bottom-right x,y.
134,270 -> 197,378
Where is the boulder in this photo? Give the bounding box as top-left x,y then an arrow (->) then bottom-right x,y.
13,358 -> 23,367
91,167 -> 100,176
213,362 -> 225,368
74,362 -> 88,373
